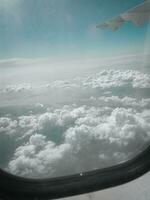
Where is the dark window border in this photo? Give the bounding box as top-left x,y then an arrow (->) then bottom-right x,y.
0,145 -> 150,200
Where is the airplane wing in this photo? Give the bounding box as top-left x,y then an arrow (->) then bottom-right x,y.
96,16 -> 125,31
96,0 -> 150,31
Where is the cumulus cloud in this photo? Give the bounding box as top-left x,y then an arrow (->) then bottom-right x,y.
4,98 -> 150,178
0,57 -> 150,178
2,84 -> 33,93
32,69 -> 150,90
7,134 -> 72,177
1,70 -> 150,96
0,117 -> 17,135
81,70 -> 150,89
90,96 -> 150,110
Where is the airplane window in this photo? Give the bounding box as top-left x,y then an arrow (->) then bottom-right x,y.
0,0 -> 150,180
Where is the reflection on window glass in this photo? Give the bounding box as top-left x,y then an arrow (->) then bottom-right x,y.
0,0 -> 150,179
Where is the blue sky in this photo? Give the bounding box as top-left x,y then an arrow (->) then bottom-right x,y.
0,0 -> 148,59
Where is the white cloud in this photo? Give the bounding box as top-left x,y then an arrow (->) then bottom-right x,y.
90,96 -> 150,110
7,134 -> 72,177
38,69 -> 150,90
81,70 -> 150,89
1,55 -> 150,178
5,99 -> 150,178
0,117 -> 17,135
2,84 -> 33,93
1,69 -> 150,96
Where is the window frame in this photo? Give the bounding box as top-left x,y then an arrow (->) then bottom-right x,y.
0,145 -> 150,200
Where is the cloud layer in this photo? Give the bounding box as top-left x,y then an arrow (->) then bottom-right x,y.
1,70 -> 150,95
0,96 -> 149,178
0,66 -> 150,178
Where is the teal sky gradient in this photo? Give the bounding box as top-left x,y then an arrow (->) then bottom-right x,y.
0,0 -> 149,59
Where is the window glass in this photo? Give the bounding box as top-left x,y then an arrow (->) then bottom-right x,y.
0,0 -> 150,179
